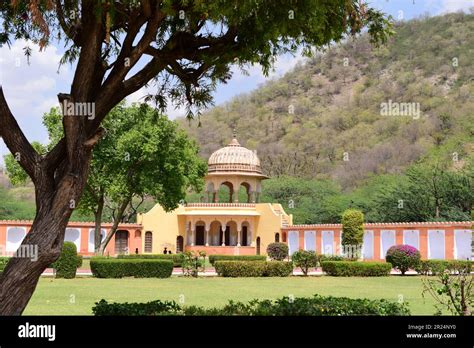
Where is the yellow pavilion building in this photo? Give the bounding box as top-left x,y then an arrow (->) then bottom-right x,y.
137,135 -> 293,255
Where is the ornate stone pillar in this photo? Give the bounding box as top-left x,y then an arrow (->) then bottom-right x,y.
237,229 -> 241,247
221,227 -> 226,246
205,228 -> 210,247
213,190 -> 218,203
233,190 -> 239,203
190,227 -> 195,246
249,191 -> 256,203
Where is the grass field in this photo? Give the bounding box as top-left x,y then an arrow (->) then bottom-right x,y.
24,276 -> 443,315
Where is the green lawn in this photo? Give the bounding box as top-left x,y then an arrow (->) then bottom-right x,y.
24,276 -> 442,315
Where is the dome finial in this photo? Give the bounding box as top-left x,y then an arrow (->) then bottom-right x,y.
228,127 -> 240,146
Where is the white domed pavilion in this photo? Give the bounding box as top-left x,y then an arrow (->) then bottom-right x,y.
205,135 -> 268,203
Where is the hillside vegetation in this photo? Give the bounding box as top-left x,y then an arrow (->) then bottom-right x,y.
178,12 -> 474,189
180,13 -> 474,223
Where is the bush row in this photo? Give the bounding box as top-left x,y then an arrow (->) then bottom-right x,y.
117,254 -> 182,267
214,261 -> 293,277
321,261 -> 392,277
318,255 -> 357,262
93,294 -> 410,316
90,258 -> 173,278
208,255 -> 267,266
414,260 -> 472,275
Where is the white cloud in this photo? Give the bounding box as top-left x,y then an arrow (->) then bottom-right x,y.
230,51 -> 306,85
0,40 -> 73,164
0,39 -> 72,128
125,86 -> 188,120
438,0 -> 474,13
423,0 -> 474,15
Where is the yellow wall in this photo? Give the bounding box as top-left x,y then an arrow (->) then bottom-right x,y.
254,203 -> 289,253
137,204 -> 186,253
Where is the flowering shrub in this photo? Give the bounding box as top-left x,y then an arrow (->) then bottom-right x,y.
385,245 -> 421,275
179,250 -> 206,277
266,242 -> 289,261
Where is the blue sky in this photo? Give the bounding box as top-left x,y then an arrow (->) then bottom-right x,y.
0,0 -> 473,165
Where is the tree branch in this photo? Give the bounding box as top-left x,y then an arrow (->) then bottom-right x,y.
55,0 -> 81,45
0,87 -> 39,182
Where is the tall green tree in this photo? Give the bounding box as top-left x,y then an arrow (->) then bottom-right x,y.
341,209 -> 364,257
260,176 -> 344,224
80,103 -> 206,254
374,162 -> 474,222
0,0 -> 392,315
4,142 -> 46,186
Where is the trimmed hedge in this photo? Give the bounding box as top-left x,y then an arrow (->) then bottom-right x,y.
264,261 -> 293,277
93,294 -> 410,316
214,261 -> 293,277
215,261 -> 266,277
90,258 -> 173,278
415,260 -> 473,275
93,299 -> 181,315
117,254 -> 182,267
76,255 -> 83,269
208,255 -> 266,266
55,242 -> 81,279
318,255 -> 357,263
341,209 -> 364,251
0,257 -> 9,272
321,261 -> 392,277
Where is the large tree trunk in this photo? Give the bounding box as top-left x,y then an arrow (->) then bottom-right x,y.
0,1 -> 172,315
0,91 -> 99,315
0,158 -> 94,314
0,206 -> 68,315
0,163 -> 90,314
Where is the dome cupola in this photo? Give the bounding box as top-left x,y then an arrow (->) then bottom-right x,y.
204,133 -> 268,203
208,136 -> 263,174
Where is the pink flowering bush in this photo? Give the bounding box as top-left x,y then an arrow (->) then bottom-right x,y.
385,245 -> 421,275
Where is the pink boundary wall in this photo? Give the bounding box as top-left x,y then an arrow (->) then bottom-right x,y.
0,220 -> 471,259
281,221 -> 473,260
0,220 -> 143,256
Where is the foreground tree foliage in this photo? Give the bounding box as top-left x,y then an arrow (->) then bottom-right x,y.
0,0 -> 392,315
421,262 -> 473,316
